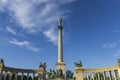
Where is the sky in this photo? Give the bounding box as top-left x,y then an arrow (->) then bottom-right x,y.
0,0 -> 120,72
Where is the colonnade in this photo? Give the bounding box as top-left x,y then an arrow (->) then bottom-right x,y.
1,71 -> 39,80
0,60 -> 46,80
83,70 -> 118,80
75,63 -> 120,80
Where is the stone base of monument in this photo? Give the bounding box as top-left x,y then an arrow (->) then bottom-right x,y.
56,78 -> 64,80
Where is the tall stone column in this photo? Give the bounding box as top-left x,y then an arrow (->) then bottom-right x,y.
58,25 -> 63,62
56,17 -> 65,75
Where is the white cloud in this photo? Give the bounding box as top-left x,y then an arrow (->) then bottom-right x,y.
9,39 -> 39,52
6,27 -> 16,35
43,28 -> 57,45
102,42 -> 116,49
0,0 -> 76,44
0,0 -> 8,11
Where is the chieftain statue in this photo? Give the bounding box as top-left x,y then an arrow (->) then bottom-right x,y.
117,58 -> 120,63
47,69 -> 56,79
74,61 -> 82,67
39,62 -> 46,69
0,59 -> 4,63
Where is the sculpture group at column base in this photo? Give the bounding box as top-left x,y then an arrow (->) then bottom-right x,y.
56,62 -> 65,75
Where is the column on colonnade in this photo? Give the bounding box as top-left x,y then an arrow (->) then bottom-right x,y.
9,72 -> 13,80
97,72 -> 100,80
92,72 -> 94,80
103,71 -> 106,80
32,73 -> 35,80
86,73 -> 89,80
108,71 -> 112,80
114,70 -> 118,80
21,72 -> 24,80
15,72 -> 18,80
27,73 -> 29,80
4,71 -> 7,80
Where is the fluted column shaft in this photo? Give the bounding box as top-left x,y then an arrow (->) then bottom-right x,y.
32,73 -> 35,80
114,70 -> 117,80
58,26 -> 63,62
103,71 -> 106,80
4,71 -> 7,80
27,73 -> 29,80
97,72 -> 100,80
15,72 -> 18,80
21,72 -> 23,80
92,73 -> 94,80
108,71 -> 112,80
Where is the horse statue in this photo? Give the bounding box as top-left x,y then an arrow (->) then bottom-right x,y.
39,62 -> 46,69
74,61 -> 82,67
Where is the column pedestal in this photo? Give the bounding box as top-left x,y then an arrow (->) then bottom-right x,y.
56,62 -> 65,75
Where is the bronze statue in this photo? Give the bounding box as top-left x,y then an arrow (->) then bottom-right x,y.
39,62 -> 46,69
58,17 -> 62,26
117,58 -> 120,63
0,59 -> 4,63
74,61 -> 82,67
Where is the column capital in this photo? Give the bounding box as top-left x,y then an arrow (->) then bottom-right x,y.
58,25 -> 63,30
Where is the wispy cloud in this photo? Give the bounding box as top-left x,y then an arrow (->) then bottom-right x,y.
9,39 -> 39,52
102,42 -> 116,49
113,49 -> 120,57
6,27 -> 16,35
0,0 -> 75,44
43,28 -> 57,45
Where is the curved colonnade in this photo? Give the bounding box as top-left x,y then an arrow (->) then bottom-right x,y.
0,61 -> 46,80
75,63 -> 120,80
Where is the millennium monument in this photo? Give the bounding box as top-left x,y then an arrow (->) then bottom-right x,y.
1,18 -> 120,80
56,17 -> 65,75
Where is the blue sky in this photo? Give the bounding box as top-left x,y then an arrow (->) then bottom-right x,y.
0,0 -> 120,72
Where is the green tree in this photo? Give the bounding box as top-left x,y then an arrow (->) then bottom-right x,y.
66,69 -> 74,80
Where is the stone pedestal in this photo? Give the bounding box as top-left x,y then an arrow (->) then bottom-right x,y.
56,62 -> 65,75
75,67 -> 83,80
37,67 -> 46,80
56,78 -> 65,80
